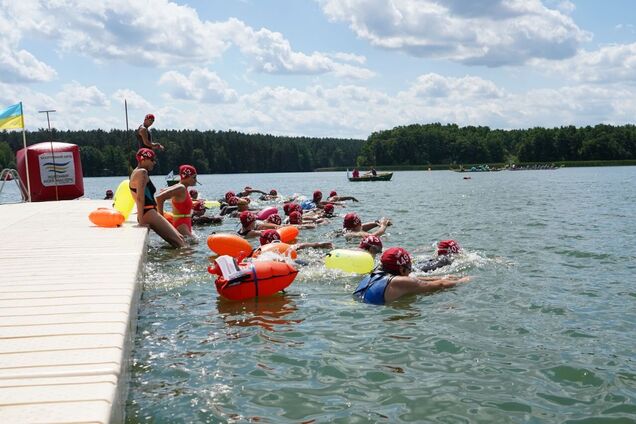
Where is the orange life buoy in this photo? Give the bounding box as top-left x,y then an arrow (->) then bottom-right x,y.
208,261 -> 298,301
277,226 -> 299,243
207,233 -> 253,257
88,208 -> 125,228
251,242 -> 298,259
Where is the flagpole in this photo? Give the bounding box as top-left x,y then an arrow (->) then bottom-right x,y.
20,102 -> 32,202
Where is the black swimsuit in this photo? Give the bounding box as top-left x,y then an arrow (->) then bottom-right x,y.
130,178 -> 157,215
136,125 -> 152,149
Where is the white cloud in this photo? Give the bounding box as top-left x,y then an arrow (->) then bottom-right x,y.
112,89 -> 152,111
57,81 -> 110,109
159,68 -> 238,103
318,0 -> 589,66
538,43 -> 636,84
0,1 -> 370,79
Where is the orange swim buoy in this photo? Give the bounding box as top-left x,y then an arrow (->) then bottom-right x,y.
277,226 -> 299,243
207,233 -> 253,257
252,242 -> 298,259
208,260 -> 298,301
88,208 -> 125,228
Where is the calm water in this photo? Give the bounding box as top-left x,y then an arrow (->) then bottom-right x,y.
15,169 -> 636,423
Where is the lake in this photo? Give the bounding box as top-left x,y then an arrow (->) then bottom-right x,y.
13,168 -> 636,423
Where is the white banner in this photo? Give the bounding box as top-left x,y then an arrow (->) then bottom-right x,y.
38,151 -> 75,186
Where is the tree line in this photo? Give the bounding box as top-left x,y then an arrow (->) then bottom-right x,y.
357,123 -> 636,166
1,123 -> 635,175
0,129 -> 364,176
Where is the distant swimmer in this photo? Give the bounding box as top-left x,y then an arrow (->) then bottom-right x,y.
343,212 -> 391,239
259,189 -> 280,201
418,240 -> 462,273
327,190 -> 359,203
353,247 -> 469,305
104,189 -> 113,200
190,189 -> 222,226
237,186 -> 268,198
129,148 -> 185,248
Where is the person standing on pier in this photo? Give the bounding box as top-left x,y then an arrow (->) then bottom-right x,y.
136,113 -> 164,151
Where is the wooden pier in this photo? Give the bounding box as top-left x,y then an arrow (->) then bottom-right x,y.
0,200 -> 147,423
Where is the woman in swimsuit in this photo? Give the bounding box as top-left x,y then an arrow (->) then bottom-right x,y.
129,148 -> 185,248
156,164 -> 199,237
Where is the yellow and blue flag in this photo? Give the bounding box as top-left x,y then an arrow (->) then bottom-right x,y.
0,103 -> 24,130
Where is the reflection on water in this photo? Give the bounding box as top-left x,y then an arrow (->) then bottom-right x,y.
217,294 -> 303,332
125,168 -> 636,423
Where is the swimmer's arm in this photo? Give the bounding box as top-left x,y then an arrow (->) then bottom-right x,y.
414,275 -> 470,290
155,185 -> 183,215
294,242 -> 333,250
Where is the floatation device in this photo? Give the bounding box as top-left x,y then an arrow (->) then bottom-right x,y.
325,249 -> 375,274
256,206 -> 278,220
113,179 -> 135,219
252,242 -> 298,259
88,208 -> 125,228
207,233 -> 253,258
208,259 -> 299,301
204,200 -> 220,208
277,226 -> 299,243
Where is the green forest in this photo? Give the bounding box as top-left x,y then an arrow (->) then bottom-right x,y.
1,123 -> 635,176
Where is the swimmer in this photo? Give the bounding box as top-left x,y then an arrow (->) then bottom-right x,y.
343,212 -> 391,239
104,189 -> 114,200
258,229 -> 333,252
237,186 -> 267,198
129,148 -> 185,248
327,190 -> 359,203
353,247 -> 469,305
418,240 -> 462,273
259,189 -> 280,201
358,235 -> 383,258
190,189 -> 222,226
237,211 -> 262,238
156,164 -> 199,237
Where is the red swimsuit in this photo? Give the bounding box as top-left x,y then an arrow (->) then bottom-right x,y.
171,190 -> 193,232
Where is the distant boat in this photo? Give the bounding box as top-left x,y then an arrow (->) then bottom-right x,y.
166,170 -> 179,186
348,171 -> 393,182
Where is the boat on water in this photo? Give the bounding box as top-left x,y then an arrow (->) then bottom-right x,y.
347,171 -> 393,182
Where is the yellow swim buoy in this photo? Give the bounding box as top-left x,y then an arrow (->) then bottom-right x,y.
113,179 -> 135,219
325,249 -> 375,274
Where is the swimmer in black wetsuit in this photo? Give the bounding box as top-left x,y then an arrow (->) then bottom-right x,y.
418,240 -> 462,273
129,148 -> 185,248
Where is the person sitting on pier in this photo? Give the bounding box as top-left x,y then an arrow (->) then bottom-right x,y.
353,247 -> 469,305
156,164 -> 199,237
129,148 -> 185,248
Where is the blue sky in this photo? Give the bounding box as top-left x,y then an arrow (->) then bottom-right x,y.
1,0 -> 635,138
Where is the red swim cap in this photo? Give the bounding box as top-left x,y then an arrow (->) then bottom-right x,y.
313,190 -> 322,202
227,196 -> 239,206
106,189 -> 113,195
381,247 -> 412,273
239,211 -> 256,226
324,203 -> 335,215
290,203 -> 302,214
189,189 -> 198,198
259,229 -> 281,246
343,212 -> 361,229
145,113 -> 155,121
359,235 -> 383,252
289,210 -> 303,225
269,189 -> 278,196
179,164 -> 197,179
437,240 -> 461,255
135,148 -> 155,162
225,191 -> 235,201
266,214 -> 282,225
329,191 -> 337,197
283,203 -> 292,216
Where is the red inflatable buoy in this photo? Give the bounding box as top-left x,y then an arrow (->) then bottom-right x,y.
208,261 -> 298,301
